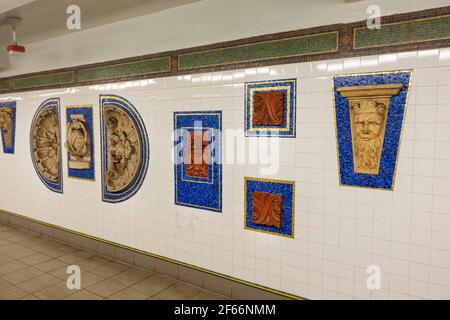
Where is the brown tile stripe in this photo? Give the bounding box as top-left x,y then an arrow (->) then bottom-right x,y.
0,6 -> 448,93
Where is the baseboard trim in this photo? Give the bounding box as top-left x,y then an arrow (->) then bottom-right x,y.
0,209 -> 303,300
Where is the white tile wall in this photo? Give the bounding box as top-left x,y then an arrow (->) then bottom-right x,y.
1,48 -> 450,299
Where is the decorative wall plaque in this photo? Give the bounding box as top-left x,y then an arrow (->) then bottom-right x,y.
185,130 -> 210,179
333,71 -> 412,189
245,79 -> 296,137
30,98 -> 63,193
245,177 -> 295,238
0,102 -> 16,154
251,191 -> 282,228
174,111 -> 222,212
100,95 -> 149,203
65,106 -> 95,180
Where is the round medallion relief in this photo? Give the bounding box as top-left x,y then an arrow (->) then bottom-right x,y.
31,108 -> 60,182
104,106 -> 142,193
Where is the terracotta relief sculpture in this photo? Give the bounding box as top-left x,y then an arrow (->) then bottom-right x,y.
0,108 -> 13,149
31,108 -> 60,182
336,84 -> 403,175
252,91 -> 285,126
245,79 -> 296,137
185,131 -> 209,178
251,191 -> 282,228
104,106 -> 142,192
65,114 -> 91,170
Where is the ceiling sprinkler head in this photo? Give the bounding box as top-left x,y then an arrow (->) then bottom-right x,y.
4,17 -> 25,56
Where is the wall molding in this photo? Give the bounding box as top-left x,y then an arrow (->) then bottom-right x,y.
0,6 -> 449,94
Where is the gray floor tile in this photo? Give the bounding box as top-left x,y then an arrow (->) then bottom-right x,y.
86,279 -> 126,298
153,282 -> 201,300
107,288 -> 150,300
16,273 -> 62,293
34,282 -> 75,300
109,268 -> 151,287
1,266 -> 43,284
131,275 -> 175,296
90,261 -> 130,278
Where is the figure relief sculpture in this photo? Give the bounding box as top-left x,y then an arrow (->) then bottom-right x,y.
185,131 -> 209,178
336,84 -> 403,175
251,191 -> 283,228
31,109 -> 60,182
104,106 -> 142,192
0,108 -> 13,148
65,114 -> 91,170
252,91 -> 285,126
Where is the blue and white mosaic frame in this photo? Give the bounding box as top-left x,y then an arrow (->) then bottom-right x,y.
30,98 -> 63,193
66,105 -> 95,181
174,111 -> 222,212
100,95 -> 149,203
333,70 -> 412,190
0,101 -> 16,154
244,177 -> 295,238
245,79 -> 296,137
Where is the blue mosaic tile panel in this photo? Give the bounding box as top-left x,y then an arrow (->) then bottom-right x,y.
30,98 -> 63,193
174,111 -> 222,212
245,177 -> 295,238
100,95 -> 149,203
333,71 -> 412,190
0,101 -> 16,154
245,79 -> 296,137
66,106 -> 95,181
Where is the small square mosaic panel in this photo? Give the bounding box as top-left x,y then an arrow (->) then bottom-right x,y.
245,177 -> 295,238
245,79 -> 296,137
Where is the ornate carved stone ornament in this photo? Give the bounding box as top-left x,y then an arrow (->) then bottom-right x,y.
0,102 -> 16,154
30,98 -> 63,193
336,84 -> 403,175
66,114 -> 91,169
245,79 -> 296,137
245,177 -> 295,238
100,95 -> 149,203
251,191 -> 282,228
65,106 -> 95,181
333,71 -> 412,190
252,91 -> 285,126
185,130 -> 210,179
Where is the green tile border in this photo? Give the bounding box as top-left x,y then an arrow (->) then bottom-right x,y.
179,31 -> 339,70
0,6 -> 448,94
354,14 -> 450,49
78,56 -> 171,82
13,71 -> 74,89
0,80 -> 10,92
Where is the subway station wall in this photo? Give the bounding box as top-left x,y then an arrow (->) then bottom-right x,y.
1,48 -> 450,299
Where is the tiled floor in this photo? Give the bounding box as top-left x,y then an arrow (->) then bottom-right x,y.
0,223 -> 229,300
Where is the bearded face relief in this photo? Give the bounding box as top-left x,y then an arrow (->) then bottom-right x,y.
104,106 -> 142,193
350,99 -> 388,174
337,84 -> 403,175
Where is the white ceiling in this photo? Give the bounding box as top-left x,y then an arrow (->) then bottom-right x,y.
0,0 -> 35,14
0,0 -> 448,46
0,0 -> 202,44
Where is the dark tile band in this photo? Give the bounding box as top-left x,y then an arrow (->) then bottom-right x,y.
0,6 -> 449,94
